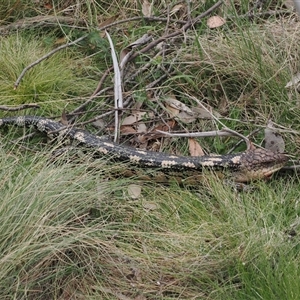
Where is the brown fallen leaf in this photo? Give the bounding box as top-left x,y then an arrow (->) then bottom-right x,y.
170,4 -> 184,16
193,106 -> 216,119
44,3 -> 53,10
142,0 -> 152,17
176,111 -> 196,123
120,125 -> 137,135
92,119 -> 106,129
207,16 -> 226,29
164,96 -> 193,113
188,138 -> 205,156
164,95 -> 196,122
153,120 -> 176,132
121,112 -> 147,126
143,120 -> 176,141
137,123 -> 147,133
165,102 -> 180,118
98,15 -> 119,37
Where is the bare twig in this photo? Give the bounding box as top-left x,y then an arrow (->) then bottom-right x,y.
186,94 -> 252,150
0,103 -> 40,111
127,49 -> 164,80
155,129 -> 234,138
222,128 -> 252,150
155,127 -> 254,150
186,0 -> 192,23
227,128 -> 261,153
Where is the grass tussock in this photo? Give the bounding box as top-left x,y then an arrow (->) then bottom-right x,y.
0,145 -> 299,299
0,35 -> 95,113
181,21 -> 299,118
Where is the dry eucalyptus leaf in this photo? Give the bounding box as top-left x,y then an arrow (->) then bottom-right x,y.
150,141 -> 161,151
192,106 -> 215,119
153,120 -> 176,132
132,100 -> 144,110
176,111 -> 196,123
165,103 -> 179,117
122,112 -> 147,125
143,202 -> 157,211
128,184 -> 142,199
92,119 -> 106,129
120,125 -> 137,135
98,15 -> 119,29
106,31 -> 123,111
142,0 -> 152,17
165,103 -> 180,118
170,4 -> 184,15
164,97 -> 193,113
188,138 -> 205,156
137,123 -> 147,133
155,41 -> 164,50
207,16 -> 226,29
164,97 -> 196,123
264,121 -> 285,153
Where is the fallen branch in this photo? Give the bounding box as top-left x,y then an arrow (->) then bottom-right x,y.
155,128 -> 253,149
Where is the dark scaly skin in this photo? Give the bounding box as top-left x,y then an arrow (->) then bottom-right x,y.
0,116 -> 289,182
